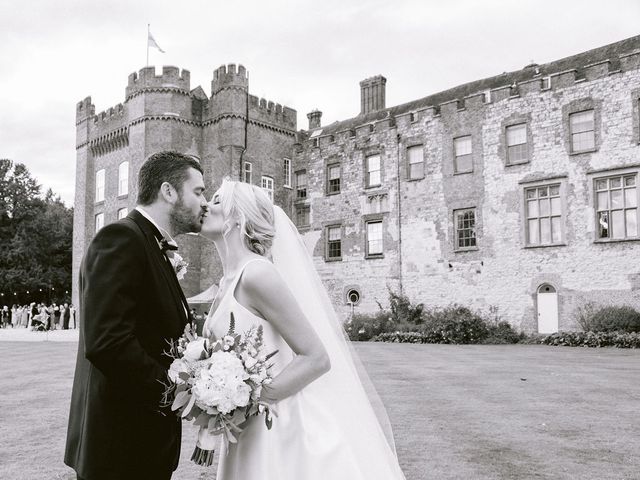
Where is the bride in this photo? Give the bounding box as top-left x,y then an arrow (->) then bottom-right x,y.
200,178 -> 406,480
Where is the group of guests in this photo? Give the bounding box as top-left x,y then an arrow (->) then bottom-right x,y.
0,302 -> 76,331
190,308 -> 208,336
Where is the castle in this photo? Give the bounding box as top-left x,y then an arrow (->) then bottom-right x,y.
74,35 -> 640,332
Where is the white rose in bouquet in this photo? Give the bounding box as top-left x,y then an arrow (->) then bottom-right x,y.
192,351 -> 251,415
168,358 -> 189,384
183,338 -> 208,362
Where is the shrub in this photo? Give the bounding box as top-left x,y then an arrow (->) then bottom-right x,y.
539,331 -> 640,348
421,305 -> 489,344
589,306 -> 640,333
573,302 -> 598,332
344,311 -> 393,341
388,290 -> 424,325
483,320 -> 527,344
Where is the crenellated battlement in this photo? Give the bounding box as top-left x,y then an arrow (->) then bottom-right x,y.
126,66 -> 191,99
307,38 -> 640,140
91,103 -> 128,137
211,63 -> 248,95
248,94 -> 296,130
76,96 -> 95,123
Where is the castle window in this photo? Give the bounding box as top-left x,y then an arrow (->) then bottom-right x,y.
454,136 -> 473,173
118,162 -> 129,196
244,162 -> 252,184
296,170 -> 307,199
569,110 -> 595,153
365,219 -> 383,257
95,169 -> 105,203
525,184 -> 563,246
117,208 -> 128,220
454,208 -> 476,250
326,225 -> 342,261
506,124 -> 527,164
283,158 -> 291,188
296,205 -> 310,227
95,213 -> 104,233
407,145 -> 424,180
595,174 -> 638,240
261,176 -> 274,202
366,154 -> 381,188
327,164 -> 341,194
262,176 -> 273,202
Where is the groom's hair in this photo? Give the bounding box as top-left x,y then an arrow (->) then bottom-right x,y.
137,151 -> 204,205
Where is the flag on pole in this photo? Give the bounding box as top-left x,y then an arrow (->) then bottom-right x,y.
148,30 -> 165,53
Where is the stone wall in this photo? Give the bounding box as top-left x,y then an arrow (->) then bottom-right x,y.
298,45 -> 640,332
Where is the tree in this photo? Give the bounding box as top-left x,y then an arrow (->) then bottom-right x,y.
0,161 -> 72,305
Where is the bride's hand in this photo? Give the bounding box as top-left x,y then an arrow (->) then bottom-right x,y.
259,383 -> 279,404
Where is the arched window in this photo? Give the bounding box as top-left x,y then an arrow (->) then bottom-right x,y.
537,284 -> 556,294
95,169 -> 105,202
118,161 -> 129,196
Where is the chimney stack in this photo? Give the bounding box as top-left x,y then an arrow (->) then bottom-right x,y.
307,109 -> 322,130
360,75 -> 386,115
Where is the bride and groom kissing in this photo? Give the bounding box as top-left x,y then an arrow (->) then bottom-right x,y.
64,151 -> 406,480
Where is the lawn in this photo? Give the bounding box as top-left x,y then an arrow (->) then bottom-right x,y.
0,338 -> 638,480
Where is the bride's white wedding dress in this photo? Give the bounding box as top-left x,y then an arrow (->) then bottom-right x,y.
202,207 -> 406,480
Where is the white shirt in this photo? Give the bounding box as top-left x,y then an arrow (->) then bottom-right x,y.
134,207 -> 187,317
134,206 -> 177,247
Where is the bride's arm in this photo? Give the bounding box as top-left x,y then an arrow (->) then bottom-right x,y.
241,261 -> 331,403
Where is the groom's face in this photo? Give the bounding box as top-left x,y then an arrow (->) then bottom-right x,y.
169,167 -> 207,234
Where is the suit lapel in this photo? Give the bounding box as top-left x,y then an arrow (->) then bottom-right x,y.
127,210 -> 190,326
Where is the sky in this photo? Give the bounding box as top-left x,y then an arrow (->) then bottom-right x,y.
0,0 -> 639,206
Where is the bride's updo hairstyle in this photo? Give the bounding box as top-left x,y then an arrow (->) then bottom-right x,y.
218,178 -> 275,256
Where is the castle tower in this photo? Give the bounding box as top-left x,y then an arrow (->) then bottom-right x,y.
72,97 -> 96,308
205,64 -> 250,183
73,65 -> 297,308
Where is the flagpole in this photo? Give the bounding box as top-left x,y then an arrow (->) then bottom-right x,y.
146,24 -> 150,67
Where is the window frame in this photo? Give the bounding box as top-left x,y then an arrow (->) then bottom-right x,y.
261,175 -> 274,202
295,170 -> 307,200
117,207 -> 128,220
283,158 -> 292,188
118,161 -> 129,197
505,123 -> 528,165
522,178 -> 567,248
406,144 -> 425,181
296,205 -> 310,228
325,224 -> 342,262
365,154 -> 382,188
95,169 -> 105,203
244,162 -> 253,184
591,169 -> 640,243
453,207 -> 477,251
326,163 -> 341,195
569,109 -> 596,154
365,218 -> 384,258
453,136 -> 473,174
95,213 -> 104,233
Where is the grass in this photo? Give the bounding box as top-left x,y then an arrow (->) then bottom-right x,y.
0,339 -> 639,480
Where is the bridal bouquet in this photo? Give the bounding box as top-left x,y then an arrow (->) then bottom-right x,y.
162,313 -> 278,466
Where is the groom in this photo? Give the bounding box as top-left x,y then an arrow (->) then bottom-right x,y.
65,151 -> 208,480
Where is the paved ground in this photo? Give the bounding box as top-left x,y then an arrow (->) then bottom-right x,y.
0,334 -> 638,479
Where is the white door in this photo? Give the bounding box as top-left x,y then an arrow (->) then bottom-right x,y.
537,284 -> 558,334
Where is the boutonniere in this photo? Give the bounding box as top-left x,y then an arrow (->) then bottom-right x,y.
169,252 -> 189,280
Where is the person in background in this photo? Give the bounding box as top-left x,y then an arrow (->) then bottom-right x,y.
69,304 -> 77,329
21,304 -> 29,327
63,302 -> 70,330
11,305 -> 18,328
1,306 -> 9,328
52,303 -> 61,330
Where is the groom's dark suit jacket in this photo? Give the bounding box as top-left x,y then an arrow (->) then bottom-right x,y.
65,209 -> 191,480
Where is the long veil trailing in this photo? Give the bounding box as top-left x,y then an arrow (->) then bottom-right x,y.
270,206 -> 406,479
